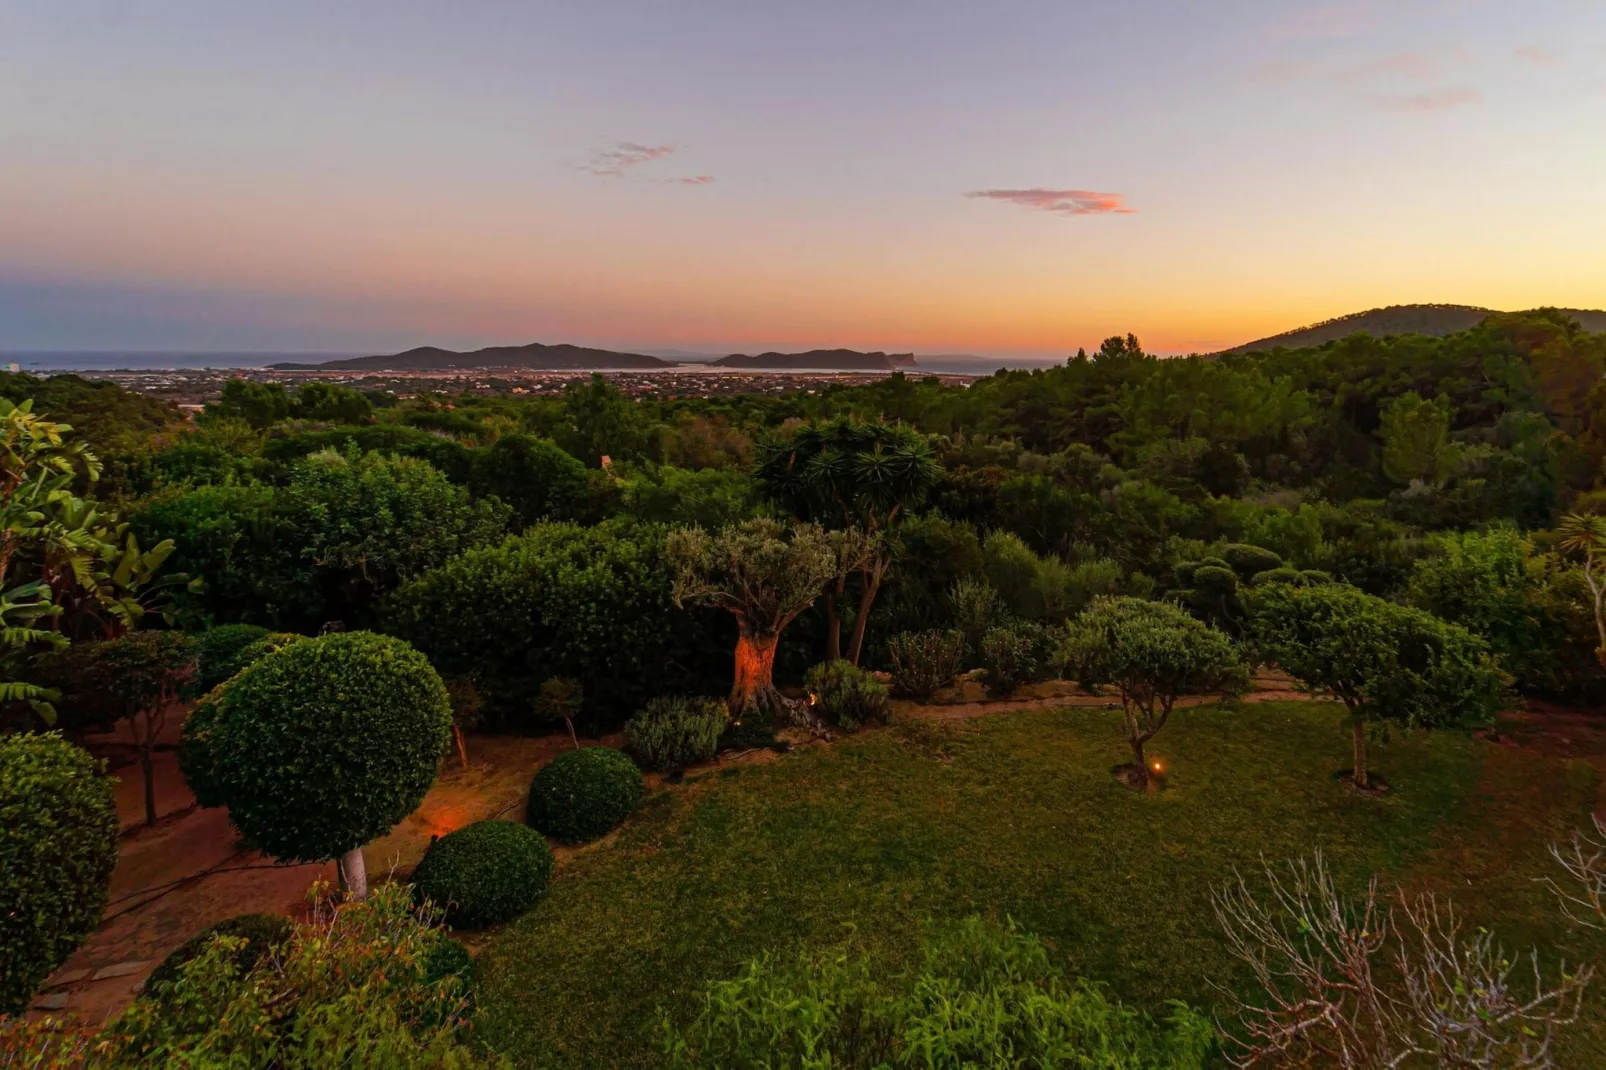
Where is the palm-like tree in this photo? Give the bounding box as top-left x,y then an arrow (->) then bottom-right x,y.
754,418 -> 941,664
1558,512 -> 1606,670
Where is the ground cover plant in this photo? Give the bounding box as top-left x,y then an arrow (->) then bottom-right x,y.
473,701 -> 1606,1068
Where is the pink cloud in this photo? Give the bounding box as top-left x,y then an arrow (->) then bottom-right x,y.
1514,45 -> 1561,66
1337,51 -> 1438,85
587,141 -> 677,176
1373,86 -> 1481,111
671,175 -> 715,185
966,188 -> 1135,216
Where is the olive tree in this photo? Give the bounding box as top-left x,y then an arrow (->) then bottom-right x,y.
1065,596 -> 1248,789
668,519 -> 848,716
1250,582 -> 1507,791
193,631 -> 451,898
1,732 -> 118,1015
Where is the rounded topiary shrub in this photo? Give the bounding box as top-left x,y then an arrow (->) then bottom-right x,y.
1,733 -> 119,1015
526,747 -> 643,844
805,660 -> 890,731
421,934 -> 475,990
626,695 -> 726,772
145,913 -> 293,993
205,631 -> 452,864
411,820 -> 554,929
177,688 -> 227,809
194,624 -> 272,692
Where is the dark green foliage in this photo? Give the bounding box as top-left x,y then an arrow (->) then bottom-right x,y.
259,423 -> 476,483
804,660 -> 891,731
201,632 -> 452,862
177,689 -> 226,809
293,381 -> 372,424
468,433 -> 588,529
1252,583 -> 1509,733
0,733 -> 118,1015
662,916 -> 1214,1069
886,629 -> 966,700
526,747 -> 644,844
207,379 -> 293,429
145,914 -> 293,993
133,450 -> 507,631
421,935 -> 475,992
979,622 -> 1044,698
1250,567 -> 1305,588
1221,543 -> 1284,577
194,623 -> 271,691
411,820 -> 555,929
384,520 -> 728,720
626,696 -> 727,772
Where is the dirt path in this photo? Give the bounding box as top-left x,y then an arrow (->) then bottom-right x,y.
33,727 -> 580,1024
891,668 -> 1308,722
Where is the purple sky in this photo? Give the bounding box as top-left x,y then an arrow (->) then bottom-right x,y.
2,0 -> 1603,356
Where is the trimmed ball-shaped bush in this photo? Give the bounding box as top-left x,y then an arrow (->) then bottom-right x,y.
205,631 -> 452,863
177,688 -> 227,809
1,733 -> 118,1015
526,747 -> 643,844
411,820 -> 554,929
626,695 -> 726,772
421,934 -> 475,990
194,624 -> 272,692
145,913 -> 293,993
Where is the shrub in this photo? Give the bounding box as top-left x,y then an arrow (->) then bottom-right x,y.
1221,543 -> 1284,577
235,630 -> 307,667
410,820 -> 554,929
145,914 -> 293,993
385,519 -> 728,721
177,688 -> 226,809
887,630 -> 966,700
199,632 -> 452,875
805,661 -> 890,731
526,747 -> 644,844
979,622 -> 1042,698
1251,582 -> 1509,789
194,624 -> 271,691
0,733 -> 119,1015
948,577 -> 1002,661
92,883 -> 496,1066
627,696 -> 727,772
663,916 -> 1214,1068
421,935 -> 475,990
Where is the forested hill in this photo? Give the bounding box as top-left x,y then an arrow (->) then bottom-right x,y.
270,343 -> 672,371
1224,304 -> 1606,353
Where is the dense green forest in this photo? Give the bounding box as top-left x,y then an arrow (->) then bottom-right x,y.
9,307 -> 1605,724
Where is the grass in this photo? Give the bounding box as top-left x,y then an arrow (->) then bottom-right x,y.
475,701 -> 1605,1067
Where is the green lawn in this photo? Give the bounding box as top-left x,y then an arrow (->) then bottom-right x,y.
475,701 -> 1605,1067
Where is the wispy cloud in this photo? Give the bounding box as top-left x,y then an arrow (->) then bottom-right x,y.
669,175 -> 715,185
586,141 -> 677,176
1336,51 -> 1438,85
965,188 -> 1135,216
1513,44 -> 1561,67
1266,1 -> 1390,41
1372,86 -> 1481,111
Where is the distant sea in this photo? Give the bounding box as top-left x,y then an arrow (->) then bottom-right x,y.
0,351 -> 1068,376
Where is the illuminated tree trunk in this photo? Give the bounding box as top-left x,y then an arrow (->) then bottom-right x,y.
453,724 -> 469,768
730,629 -> 781,716
338,846 -> 368,900
845,554 -> 890,666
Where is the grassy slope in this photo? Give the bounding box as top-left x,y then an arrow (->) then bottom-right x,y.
476,702 -> 1604,1068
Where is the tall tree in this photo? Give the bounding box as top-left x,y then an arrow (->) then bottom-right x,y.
668,519 -> 850,716
754,418 -> 940,664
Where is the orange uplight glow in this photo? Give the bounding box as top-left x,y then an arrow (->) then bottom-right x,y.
1151,761 -> 1163,773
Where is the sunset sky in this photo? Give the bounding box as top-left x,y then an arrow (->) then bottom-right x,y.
3,1 -> 1604,357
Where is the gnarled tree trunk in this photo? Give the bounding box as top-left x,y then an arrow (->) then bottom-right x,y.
730,629 -> 781,717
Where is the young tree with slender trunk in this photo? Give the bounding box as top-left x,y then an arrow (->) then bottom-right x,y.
1558,512 -> 1606,671
77,631 -> 197,826
754,418 -> 940,665
1065,596 -> 1247,789
1250,582 -> 1507,791
668,519 -> 852,716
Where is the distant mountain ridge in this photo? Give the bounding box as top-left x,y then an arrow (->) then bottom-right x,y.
270,342 -> 672,371
712,349 -> 918,370
1224,304 -> 1606,353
